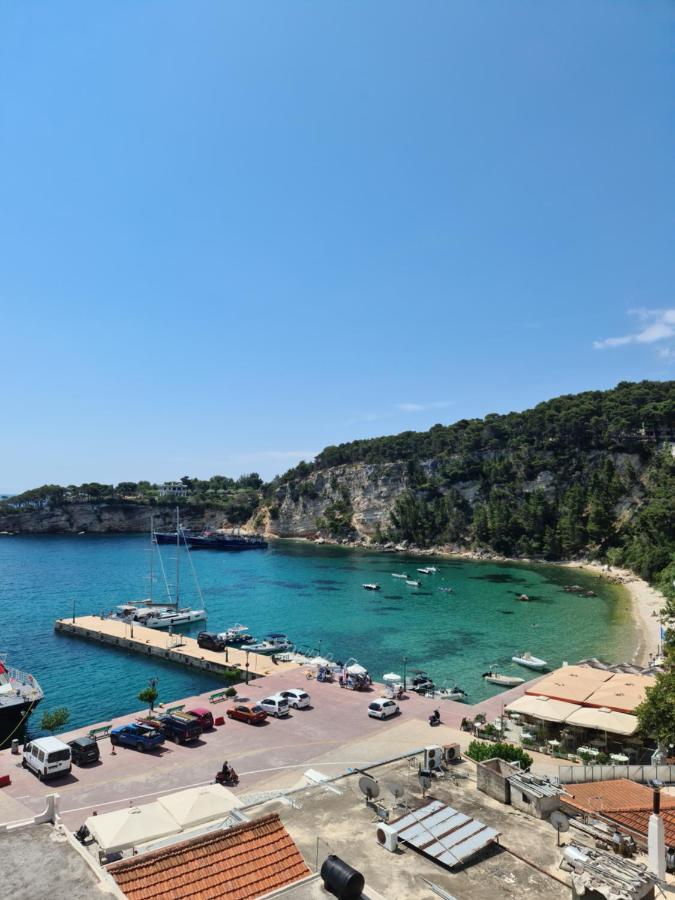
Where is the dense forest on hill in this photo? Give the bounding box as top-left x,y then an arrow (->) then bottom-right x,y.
275,381 -> 675,599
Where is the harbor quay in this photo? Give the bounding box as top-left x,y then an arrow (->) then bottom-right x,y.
54,615 -> 299,679
0,666 -> 532,833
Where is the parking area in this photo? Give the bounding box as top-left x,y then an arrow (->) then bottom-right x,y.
0,670 -> 471,831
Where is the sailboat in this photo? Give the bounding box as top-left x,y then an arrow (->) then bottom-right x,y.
112,512 -> 207,628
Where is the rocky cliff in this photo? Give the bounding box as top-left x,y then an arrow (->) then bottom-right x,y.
0,503 -> 228,534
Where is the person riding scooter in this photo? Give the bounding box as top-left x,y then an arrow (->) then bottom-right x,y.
216,761 -> 239,785
428,709 -> 441,727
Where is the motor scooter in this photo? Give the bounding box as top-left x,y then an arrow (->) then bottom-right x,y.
216,764 -> 239,786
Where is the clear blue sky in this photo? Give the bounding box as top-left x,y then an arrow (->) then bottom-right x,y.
1,1 -> 674,492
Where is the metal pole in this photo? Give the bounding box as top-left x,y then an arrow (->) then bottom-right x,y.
403,657 -> 407,692
245,650 -> 250,685
72,598 -> 75,624
175,506 -> 180,609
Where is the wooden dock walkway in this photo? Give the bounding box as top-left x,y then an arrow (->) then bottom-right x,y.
54,616 -> 300,681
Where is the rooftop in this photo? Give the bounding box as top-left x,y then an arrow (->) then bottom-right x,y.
243,757 -> 569,900
561,779 -> 675,816
525,666 -> 654,714
0,824 -> 106,900
107,813 -> 310,900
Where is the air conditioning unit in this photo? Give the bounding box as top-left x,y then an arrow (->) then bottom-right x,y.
424,745 -> 443,770
376,823 -> 399,852
443,743 -> 461,764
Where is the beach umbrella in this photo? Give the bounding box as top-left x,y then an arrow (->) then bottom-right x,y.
85,803 -> 180,853
346,663 -> 367,676
309,656 -> 330,667
383,673 -> 402,683
157,784 -> 242,828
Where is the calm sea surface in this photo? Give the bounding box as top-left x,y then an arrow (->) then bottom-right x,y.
0,535 -> 636,733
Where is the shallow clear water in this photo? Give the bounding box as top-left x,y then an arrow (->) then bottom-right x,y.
0,535 -> 635,732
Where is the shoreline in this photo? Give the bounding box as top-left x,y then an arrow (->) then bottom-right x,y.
280,536 -> 665,667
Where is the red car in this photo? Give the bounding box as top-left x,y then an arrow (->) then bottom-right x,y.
186,707 -> 214,730
226,704 -> 267,725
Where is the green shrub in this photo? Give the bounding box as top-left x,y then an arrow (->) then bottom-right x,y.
466,740 -> 533,770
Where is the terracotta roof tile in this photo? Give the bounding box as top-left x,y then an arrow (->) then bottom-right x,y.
107,813 -> 311,900
562,779 -> 675,816
606,808 -> 675,847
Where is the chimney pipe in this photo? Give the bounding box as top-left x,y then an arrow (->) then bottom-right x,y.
648,780 -> 666,881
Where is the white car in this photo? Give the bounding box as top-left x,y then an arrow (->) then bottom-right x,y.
259,694 -> 290,718
368,699 -> 400,720
280,689 -> 311,709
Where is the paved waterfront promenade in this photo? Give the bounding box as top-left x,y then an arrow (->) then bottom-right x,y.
0,668 -> 534,832
54,615 -> 300,678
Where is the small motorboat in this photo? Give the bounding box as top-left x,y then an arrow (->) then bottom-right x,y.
391,573 -> 409,579
362,583 -> 381,591
517,593 -> 531,602
426,566 -> 437,573
217,624 -> 255,646
433,685 -> 467,702
482,666 -> 525,687
411,671 -> 435,694
248,633 -> 293,654
417,567 -> 433,575
512,652 -> 547,670
406,580 -> 422,587
438,587 -> 454,594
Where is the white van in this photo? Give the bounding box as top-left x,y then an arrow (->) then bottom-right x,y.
260,694 -> 290,718
22,736 -> 72,780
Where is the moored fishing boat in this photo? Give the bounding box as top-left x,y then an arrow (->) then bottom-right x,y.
188,530 -> 268,551
405,579 -> 422,587
362,583 -> 380,591
512,651 -> 547,670
391,573 -> 409,579
217,624 -> 255,646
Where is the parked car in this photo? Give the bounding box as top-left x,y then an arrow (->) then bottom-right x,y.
186,707 -> 214,730
259,695 -> 290,718
68,736 -> 101,766
145,713 -> 202,744
368,699 -> 400,720
22,737 -> 72,780
110,723 -> 165,752
279,689 -> 311,709
197,632 -> 227,652
226,704 -> 267,725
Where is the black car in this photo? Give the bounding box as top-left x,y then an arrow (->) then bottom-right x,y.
142,713 -> 203,744
67,736 -> 100,766
197,632 -> 226,652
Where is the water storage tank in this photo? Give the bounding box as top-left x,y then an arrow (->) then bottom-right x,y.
320,854 -> 365,899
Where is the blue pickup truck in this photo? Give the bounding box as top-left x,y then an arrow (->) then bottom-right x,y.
110,723 -> 165,752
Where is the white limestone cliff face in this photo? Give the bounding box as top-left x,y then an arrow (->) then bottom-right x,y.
0,503 -> 227,534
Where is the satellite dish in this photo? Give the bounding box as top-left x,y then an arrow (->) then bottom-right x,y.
550,811 -> 570,833
385,781 -> 405,801
358,776 -> 380,800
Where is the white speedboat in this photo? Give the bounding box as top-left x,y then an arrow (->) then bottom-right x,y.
391,573 -> 409,579
482,667 -> 525,687
434,686 -> 467,702
247,633 -> 293,654
363,583 -> 381,591
406,579 -> 422,587
217,624 -> 255,645
417,567 -> 433,575
512,652 -> 547,670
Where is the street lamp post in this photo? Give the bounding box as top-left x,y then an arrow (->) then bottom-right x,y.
245,649 -> 250,685
403,657 -> 408,692
72,598 -> 76,624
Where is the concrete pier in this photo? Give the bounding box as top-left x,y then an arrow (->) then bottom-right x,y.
54,616 -> 299,680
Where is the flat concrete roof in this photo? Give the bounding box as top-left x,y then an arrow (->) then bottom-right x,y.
244,759 -> 570,900
0,825 -> 105,900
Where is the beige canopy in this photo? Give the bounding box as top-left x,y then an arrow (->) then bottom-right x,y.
526,665 -> 613,704
505,695 -> 581,723
157,784 -> 242,828
583,673 -> 653,714
564,706 -> 638,736
85,802 -> 181,853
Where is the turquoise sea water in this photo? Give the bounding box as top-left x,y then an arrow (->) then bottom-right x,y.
0,535 -> 636,733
